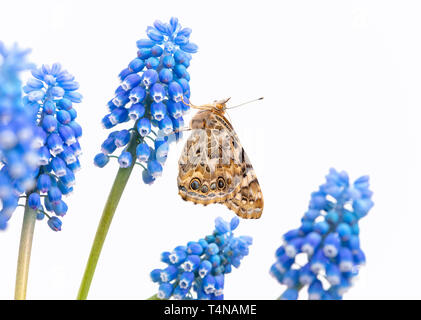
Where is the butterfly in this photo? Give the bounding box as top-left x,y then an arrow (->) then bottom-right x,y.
177,97 -> 264,219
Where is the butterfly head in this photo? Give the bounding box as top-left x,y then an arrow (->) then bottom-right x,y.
212,97 -> 231,112
183,97 -> 231,114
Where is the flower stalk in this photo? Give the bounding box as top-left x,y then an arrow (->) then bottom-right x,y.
14,198 -> 37,300
77,135 -> 137,300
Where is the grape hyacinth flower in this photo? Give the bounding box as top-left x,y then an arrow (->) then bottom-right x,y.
270,168 -> 374,300
78,18 -> 198,300
0,43 -> 39,230
22,63 -> 83,231
0,42 -> 83,299
93,17 -> 197,183
150,217 -> 252,300
19,62 -> 82,300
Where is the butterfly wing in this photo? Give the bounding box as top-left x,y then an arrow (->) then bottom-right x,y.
224,145 -> 264,219
177,110 -> 263,219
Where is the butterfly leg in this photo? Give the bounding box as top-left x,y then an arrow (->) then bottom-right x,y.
157,127 -> 193,142
173,127 -> 192,134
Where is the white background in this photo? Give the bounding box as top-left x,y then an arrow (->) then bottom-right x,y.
0,0 -> 420,300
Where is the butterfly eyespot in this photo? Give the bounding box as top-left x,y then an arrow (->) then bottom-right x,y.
190,178 -> 201,190
201,185 -> 209,193
210,182 -> 217,190
217,177 -> 225,189
179,186 -> 187,192
242,198 -> 248,205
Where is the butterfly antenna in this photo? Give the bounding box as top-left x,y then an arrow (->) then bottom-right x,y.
181,97 -> 209,110
226,97 -> 264,110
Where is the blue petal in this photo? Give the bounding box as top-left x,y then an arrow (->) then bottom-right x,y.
180,42 -> 198,53
146,26 -> 164,42
136,39 -> 156,49
153,20 -> 169,35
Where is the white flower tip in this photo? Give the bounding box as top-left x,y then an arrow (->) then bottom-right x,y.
285,245 -> 297,258
157,291 -> 165,299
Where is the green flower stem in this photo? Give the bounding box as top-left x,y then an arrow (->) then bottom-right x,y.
77,135 -> 137,300
15,198 -> 37,300
147,294 -> 161,300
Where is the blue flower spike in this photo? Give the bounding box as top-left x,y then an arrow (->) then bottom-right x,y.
78,18 -> 198,300
270,169 -> 374,300
0,43 -> 83,299
0,42 -> 40,230
94,18 -> 197,184
150,217 -> 252,300
21,62 -> 83,231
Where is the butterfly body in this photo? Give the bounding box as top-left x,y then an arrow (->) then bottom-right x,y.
177,99 -> 263,219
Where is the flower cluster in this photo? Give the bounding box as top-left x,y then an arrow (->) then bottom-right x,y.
94,17 -> 197,184
150,217 -> 252,300
270,168 -> 374,300
0,42 -> 40,230
21,63 -> 83,231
